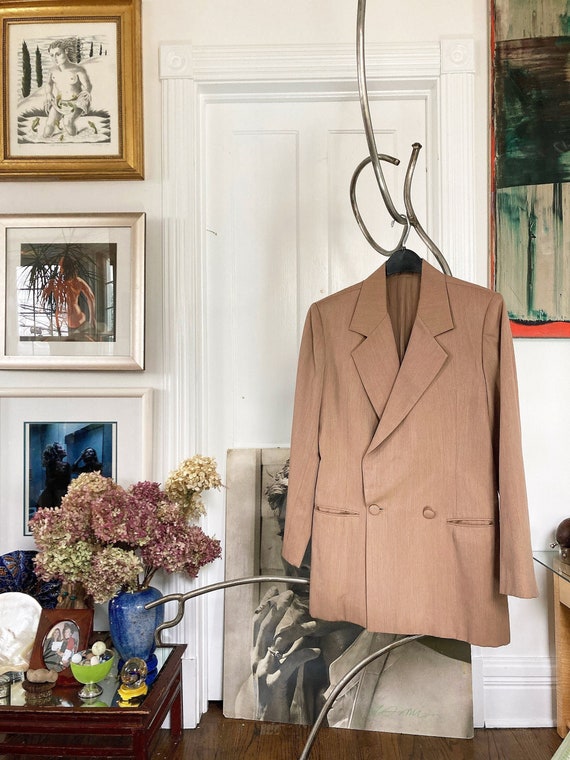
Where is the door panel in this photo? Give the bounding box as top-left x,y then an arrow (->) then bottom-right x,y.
203,94 -> 429,696
205,95 -> 428,445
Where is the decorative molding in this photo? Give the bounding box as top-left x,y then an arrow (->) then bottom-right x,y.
189,43 -> 442,83
439,45 -> 476,282
159,44 -> 194,79
441,37 -> 476,74
161,41 -> 478,84
160,63 -> 207,728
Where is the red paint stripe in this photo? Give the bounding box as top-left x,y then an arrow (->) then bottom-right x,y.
510,321 -> 570,338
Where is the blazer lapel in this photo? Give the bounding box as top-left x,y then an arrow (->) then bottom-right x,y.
351,261 -> 454,452
351,266 -> 401,420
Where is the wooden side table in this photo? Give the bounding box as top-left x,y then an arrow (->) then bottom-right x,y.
534,551 -> 570,738
0,644 -> 186,759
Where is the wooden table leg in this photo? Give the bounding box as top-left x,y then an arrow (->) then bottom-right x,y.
170,677 -> 183,741
133,729 -> 150,760
553,573 -> 570,737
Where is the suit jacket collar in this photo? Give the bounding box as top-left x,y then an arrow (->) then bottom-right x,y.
349,259 -> 454,338
349,260 -> 455,451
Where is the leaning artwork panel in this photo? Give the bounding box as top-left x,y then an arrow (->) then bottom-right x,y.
223,449 -> 474,739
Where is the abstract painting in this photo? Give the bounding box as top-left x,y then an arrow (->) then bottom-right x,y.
492,0 -> 570,336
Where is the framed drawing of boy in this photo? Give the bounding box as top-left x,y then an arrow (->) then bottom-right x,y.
0,0 -> 143,180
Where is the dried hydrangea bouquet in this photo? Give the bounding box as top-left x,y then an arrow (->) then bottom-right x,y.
31,455 -> 223,665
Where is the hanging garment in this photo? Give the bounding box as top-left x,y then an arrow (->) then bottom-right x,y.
282,260 -> 538,647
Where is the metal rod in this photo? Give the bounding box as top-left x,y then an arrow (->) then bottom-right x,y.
146,577 -> 425,760
298,633 -> 425,760
353,0 -> 452,274
356,0 -> 406,225
146,575 -> 310,645
350,153 -> 410,255
403,143 -> 451,275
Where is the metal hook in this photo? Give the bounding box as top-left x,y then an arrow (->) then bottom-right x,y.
403,143 -> 452,275
350,152 -> 410,256
353,0 -> 452,275
146,575 -> 311,645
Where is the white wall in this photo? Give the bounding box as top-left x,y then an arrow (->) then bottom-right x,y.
0,0 -> 565,729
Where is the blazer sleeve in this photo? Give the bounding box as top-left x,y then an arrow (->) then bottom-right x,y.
282,303 -> 325,568
483,293 -> 538,599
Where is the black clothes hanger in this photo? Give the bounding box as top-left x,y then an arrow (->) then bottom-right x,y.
385,247 -> 423,276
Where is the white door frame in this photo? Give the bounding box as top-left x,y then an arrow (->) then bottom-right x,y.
158,38 -> 477,728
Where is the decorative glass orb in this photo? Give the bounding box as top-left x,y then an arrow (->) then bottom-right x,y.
120,657 -> 148,689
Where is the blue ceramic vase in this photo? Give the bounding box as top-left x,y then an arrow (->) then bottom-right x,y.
108,586 -> 164,668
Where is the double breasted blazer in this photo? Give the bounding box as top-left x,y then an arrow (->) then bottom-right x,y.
282,261 -> 538,647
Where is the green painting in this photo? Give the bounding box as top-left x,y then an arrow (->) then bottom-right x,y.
492,0 -> 570,336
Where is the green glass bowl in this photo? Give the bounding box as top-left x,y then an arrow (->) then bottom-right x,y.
70,649 -> 115,700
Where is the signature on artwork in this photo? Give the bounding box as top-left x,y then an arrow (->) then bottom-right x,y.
371,703 -> 442,721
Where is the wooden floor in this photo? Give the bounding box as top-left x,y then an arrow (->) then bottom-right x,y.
149,701 -> 563,760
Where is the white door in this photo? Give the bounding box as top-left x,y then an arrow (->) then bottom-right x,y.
202,93 -> 432,696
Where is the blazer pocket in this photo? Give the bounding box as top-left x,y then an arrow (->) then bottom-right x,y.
315,505 -> 358,516
447,518 -> 495,527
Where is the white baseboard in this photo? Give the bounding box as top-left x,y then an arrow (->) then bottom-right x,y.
472,655 -> 556,728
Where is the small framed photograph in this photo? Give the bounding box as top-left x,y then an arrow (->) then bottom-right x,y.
25,421 -> 117,512
0,387 -> 152,541
0,0 -> 143,180
0,212 -> 145,370
29,608 -> 94,686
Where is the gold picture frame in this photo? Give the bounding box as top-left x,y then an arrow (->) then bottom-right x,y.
0,0 -> 143,180
0,212 -> 146,370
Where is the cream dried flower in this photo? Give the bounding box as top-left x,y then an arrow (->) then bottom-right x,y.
164,455 -> 222,520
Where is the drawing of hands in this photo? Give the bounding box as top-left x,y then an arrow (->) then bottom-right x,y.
250,586 -> 320,722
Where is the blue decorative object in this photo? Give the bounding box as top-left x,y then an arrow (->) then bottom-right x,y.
0,550 -> 61,608
108,587 -> 164,669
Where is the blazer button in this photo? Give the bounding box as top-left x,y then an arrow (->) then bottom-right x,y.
368,504 -> 382,515
422,506 -> 436,519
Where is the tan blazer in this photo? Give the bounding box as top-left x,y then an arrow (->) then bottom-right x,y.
282,261 -> 538,647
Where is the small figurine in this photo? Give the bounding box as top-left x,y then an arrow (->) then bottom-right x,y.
117,657 -> 148,706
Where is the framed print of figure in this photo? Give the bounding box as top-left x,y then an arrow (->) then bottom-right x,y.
0,0 -> 143,180
0,212 -> 145,370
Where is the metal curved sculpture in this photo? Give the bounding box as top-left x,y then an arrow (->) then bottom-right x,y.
146,576 -> 423,760
351,0 -> 451,274
145,575 -> 310,646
